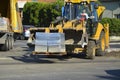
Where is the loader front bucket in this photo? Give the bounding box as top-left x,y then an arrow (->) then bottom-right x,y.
34,32 -> 66,55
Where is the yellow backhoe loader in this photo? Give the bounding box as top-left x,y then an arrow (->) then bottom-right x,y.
27,0 -> 109,59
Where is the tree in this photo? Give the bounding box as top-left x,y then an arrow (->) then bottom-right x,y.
23,1 -> 64,27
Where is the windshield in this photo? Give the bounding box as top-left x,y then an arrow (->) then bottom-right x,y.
77,4 -> 91,18
64,3 -> 91,20
64,3 -> 71,20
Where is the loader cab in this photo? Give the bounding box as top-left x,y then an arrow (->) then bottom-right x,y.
62,2 -> 91,20
62,1 -> 99,22
62,2 -> 80,20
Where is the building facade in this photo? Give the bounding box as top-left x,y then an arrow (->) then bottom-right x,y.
100,0 -> 120,19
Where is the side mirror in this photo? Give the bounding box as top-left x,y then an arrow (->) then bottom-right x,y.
62,6 -> 65,17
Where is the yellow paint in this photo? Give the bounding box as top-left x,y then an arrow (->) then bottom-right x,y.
104,23 -> 109,48
45,28 -> 50,33
76,24 -> 83,30
93,23 -> 104,40
63,21 -> 73,28
97,6 -> 105,18
74,48 -> 84,53
101,33 -> 105,51
92,23 -> 109,49
58,27 -> 63,33
10,0 -> 23,33
65,0 -> 97,3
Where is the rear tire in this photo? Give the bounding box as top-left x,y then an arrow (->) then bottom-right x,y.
96,31 -> 106,56
1,39 -> 9,51
86,40 -> 96,59
10,37 -> 14,49
11,37 -> 14,49
8,37 -> 11,50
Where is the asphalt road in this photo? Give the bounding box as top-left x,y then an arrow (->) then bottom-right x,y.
0,40 -> 120,80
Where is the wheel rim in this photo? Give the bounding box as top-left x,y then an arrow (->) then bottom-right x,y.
101,36 -> 105,51
92,47 -> 96,57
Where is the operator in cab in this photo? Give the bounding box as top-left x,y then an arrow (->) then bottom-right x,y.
77,9 -> 89,21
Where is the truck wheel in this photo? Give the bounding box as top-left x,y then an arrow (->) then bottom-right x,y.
86,40 -> 96,59
9,37 -> 14,49
96,31 -> 106,56
1,39 -> 9,51
11,37 -> 14,49
8,37 -> 11,50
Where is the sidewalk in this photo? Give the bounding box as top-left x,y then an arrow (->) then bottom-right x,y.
107,36 -> 120,52
110,36 -> 120,42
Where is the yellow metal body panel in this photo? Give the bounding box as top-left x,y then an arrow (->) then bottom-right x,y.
97,6 -> 105,18
92,23 -> 109,48
93,23 -> 104,40
10,0 -> 23,33
65,0 -> 97,3
10,0 -> 17,32
0,0 -> 23,33
63,21 -> 72,28
45,28 -> 50,33
54,20 -> 83,31
104,24 -> 109,48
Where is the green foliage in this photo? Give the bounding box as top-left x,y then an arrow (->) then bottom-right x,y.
96,0 -> 102,5
23,0 -> 64,27
101,18 -> 120,36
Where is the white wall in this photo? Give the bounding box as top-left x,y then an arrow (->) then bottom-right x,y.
18,1 -> 27,8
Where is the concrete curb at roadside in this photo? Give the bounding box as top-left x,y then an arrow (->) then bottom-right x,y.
106,36 -> 120,52
106,48 -> 120,53
110,36 -> 120,42
0,57 -> 14,60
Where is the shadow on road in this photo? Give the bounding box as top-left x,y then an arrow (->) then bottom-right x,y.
8,45 -> 89,63
9,51 -> 71,63
9,54 -> 55,63
9,52 -> 88,64
96,69 -> 120,80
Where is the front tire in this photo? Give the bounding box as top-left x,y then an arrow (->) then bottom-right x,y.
86,40 -> 96,59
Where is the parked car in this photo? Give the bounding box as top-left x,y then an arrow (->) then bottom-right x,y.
23,25 -> 34,40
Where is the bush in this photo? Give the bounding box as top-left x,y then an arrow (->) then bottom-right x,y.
23,0 -> 64,27
101,18 -> 120,36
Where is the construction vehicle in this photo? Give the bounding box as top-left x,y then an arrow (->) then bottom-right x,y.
0,0 -> 23,51
27,0 -> 109,59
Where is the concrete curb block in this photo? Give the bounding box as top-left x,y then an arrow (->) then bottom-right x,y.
0,57 -> 14,60
110,36 -> 120,42
106,36 -> 120,52
106,48 -> 120,53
